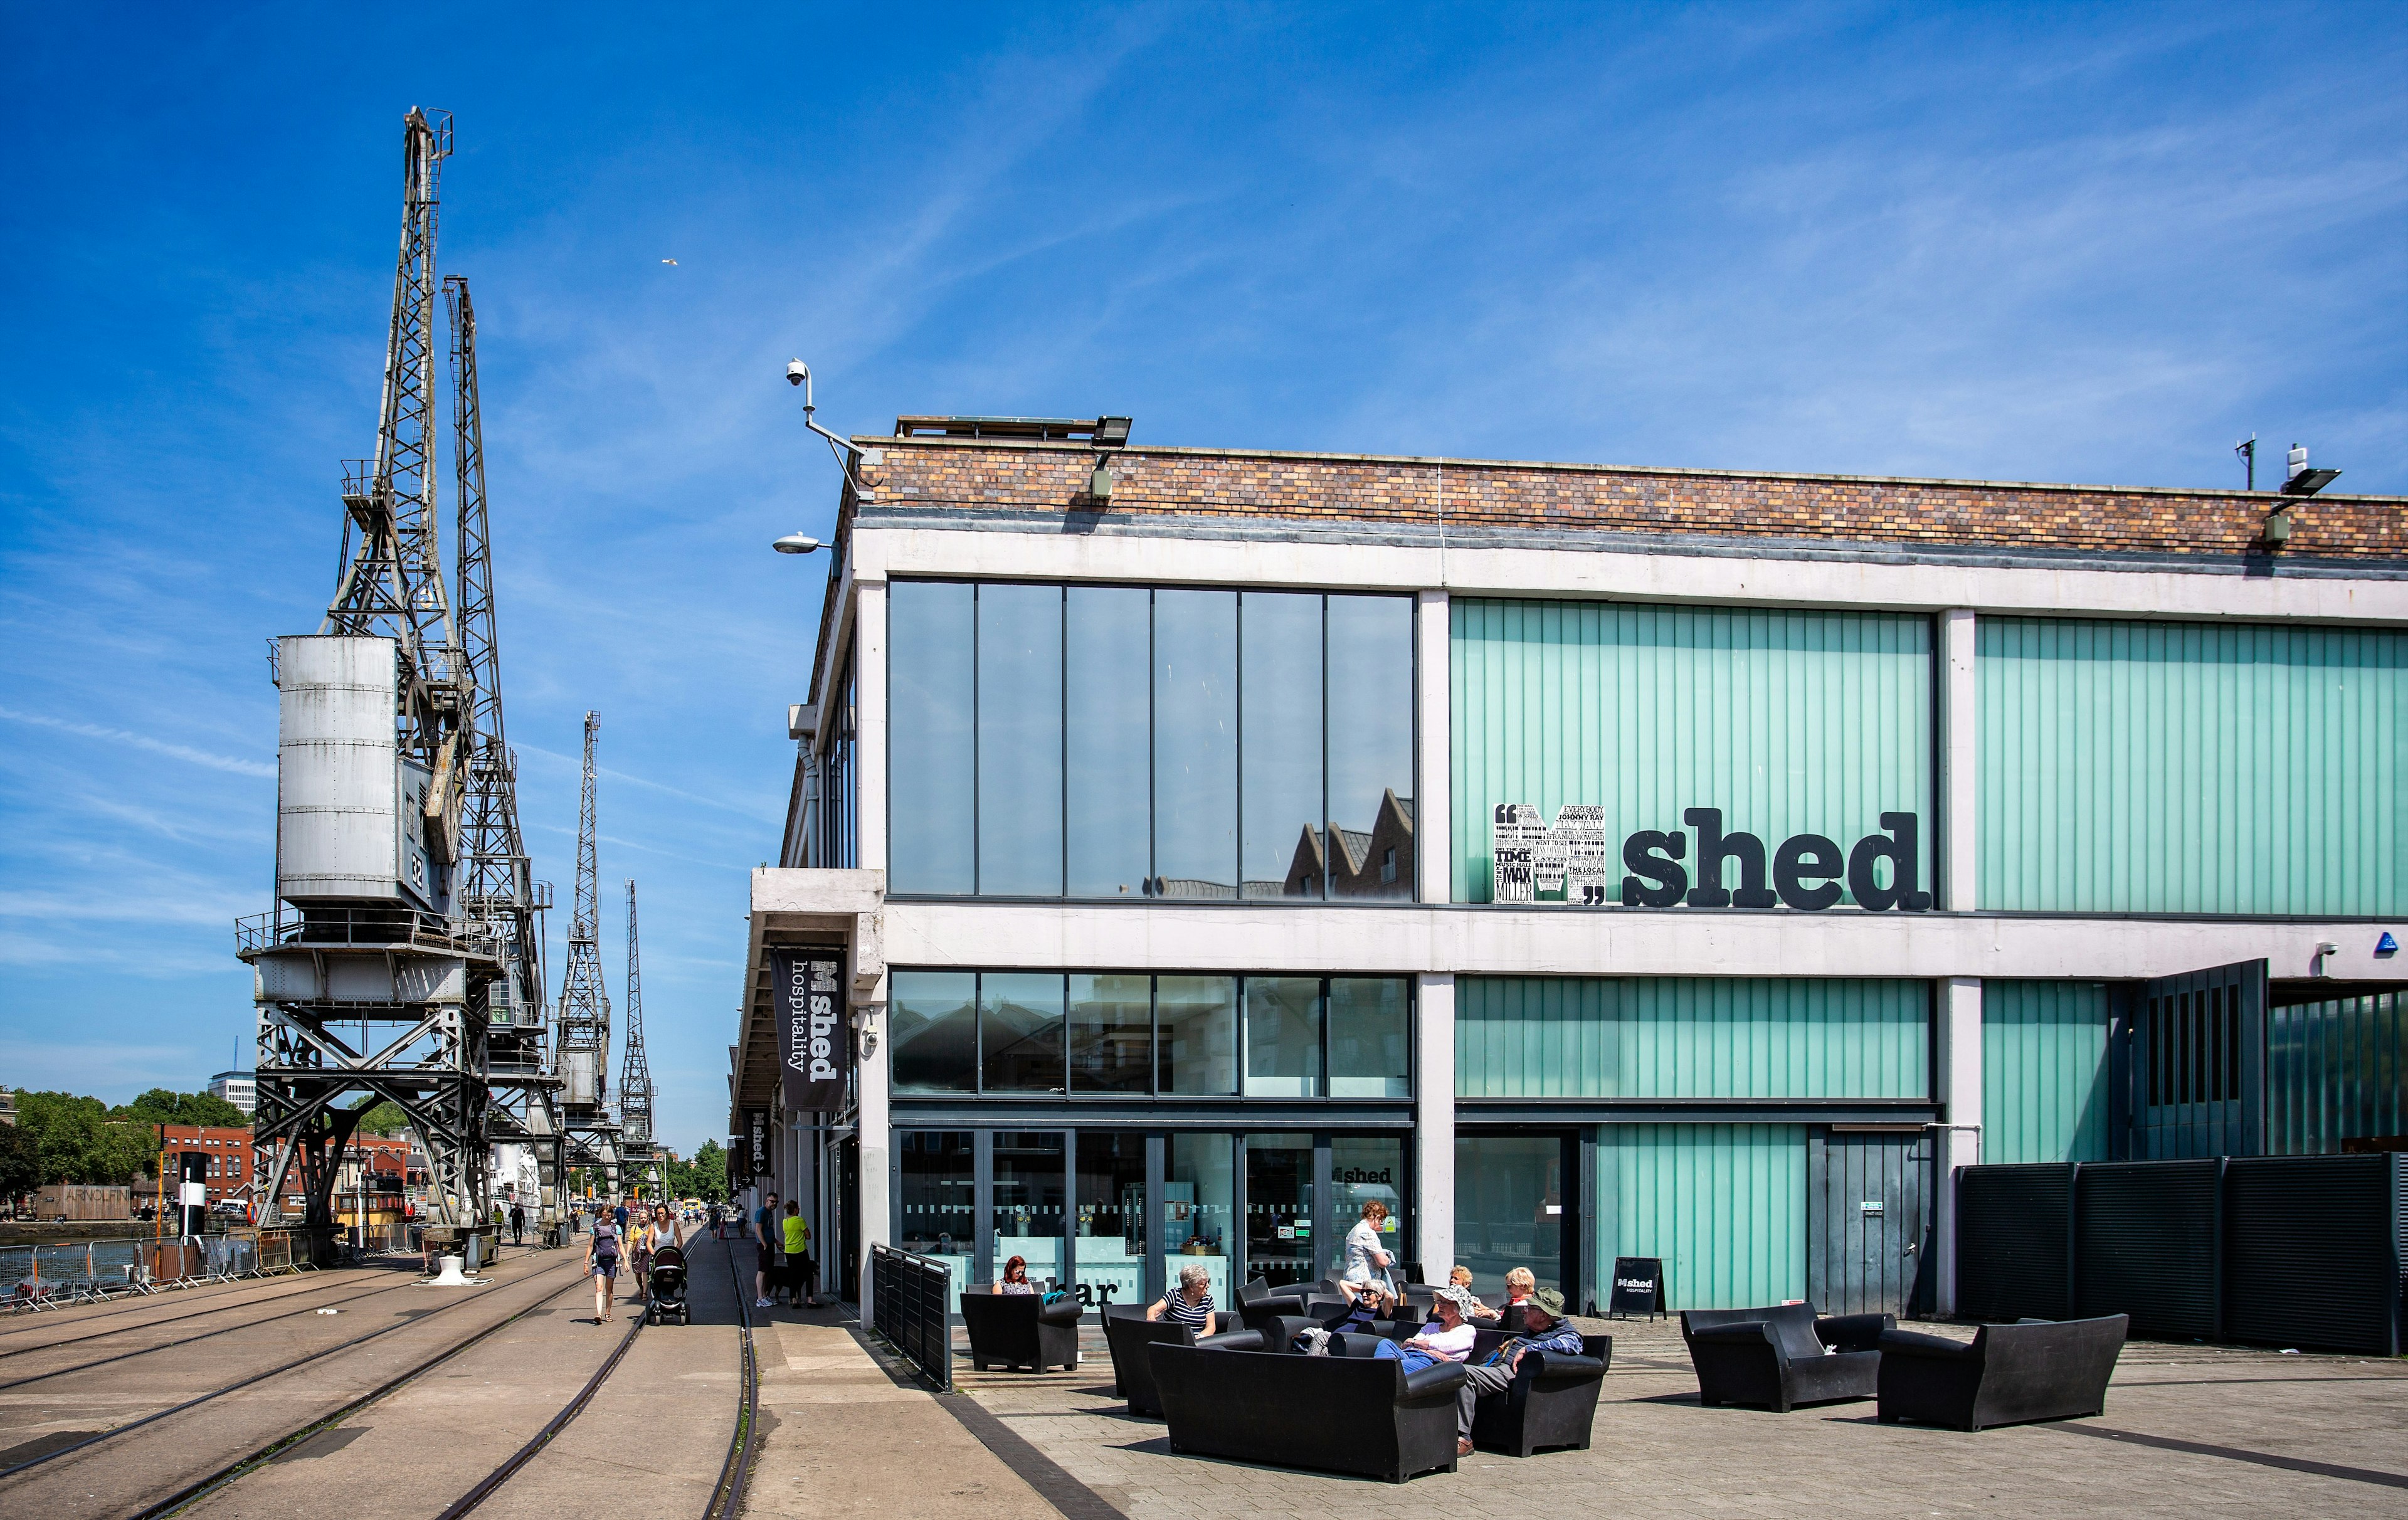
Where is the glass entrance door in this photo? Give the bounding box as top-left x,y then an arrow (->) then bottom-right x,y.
1455,1133 -> 1568,1301
1245,1133 -> 1314,1287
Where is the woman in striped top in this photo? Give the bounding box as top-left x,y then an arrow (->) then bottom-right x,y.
1146,1261 -> 1218,1333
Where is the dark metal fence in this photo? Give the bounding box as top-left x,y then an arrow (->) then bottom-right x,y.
1956,1154 -> 2406,1354
870,1244 -> 953,1390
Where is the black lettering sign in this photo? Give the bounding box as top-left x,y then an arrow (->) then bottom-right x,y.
1620,830 -> 1688,907
1609,1255 -> 1664,1318
1683,808 -> 1778,909
1772,833 -> 1845,910
773,948 -> 848,1112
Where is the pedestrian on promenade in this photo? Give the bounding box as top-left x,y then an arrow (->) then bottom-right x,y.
508,1200 -> 525,1245
586,1209 -> 624,1324
780,1201 -> 811,1307
753,1190 -> 781,1309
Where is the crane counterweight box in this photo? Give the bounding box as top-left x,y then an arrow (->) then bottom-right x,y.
275,634 -> 446,910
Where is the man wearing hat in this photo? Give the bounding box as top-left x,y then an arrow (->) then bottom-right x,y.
1454,1285 -> 1589,1456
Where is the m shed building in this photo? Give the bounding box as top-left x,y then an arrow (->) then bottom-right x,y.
730,419 -> 2407,1322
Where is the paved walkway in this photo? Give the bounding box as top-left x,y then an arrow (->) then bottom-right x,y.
949,1315 -> 2408,1519
742,1277 -> 1060,1517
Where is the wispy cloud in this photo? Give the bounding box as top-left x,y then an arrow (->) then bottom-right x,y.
0,704 -> 275,778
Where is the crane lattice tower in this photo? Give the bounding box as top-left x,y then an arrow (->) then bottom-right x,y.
620,879 -> 663,1198
447,272 -> 566,1229
553,712 -> 623,1193
243,108 -> 500,1250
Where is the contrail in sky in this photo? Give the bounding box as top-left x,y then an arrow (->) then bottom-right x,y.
0,705 -> 276,778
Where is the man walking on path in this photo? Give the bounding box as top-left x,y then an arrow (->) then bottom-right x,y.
508,1200 -> 525,1245
754,1190 -> 782,1309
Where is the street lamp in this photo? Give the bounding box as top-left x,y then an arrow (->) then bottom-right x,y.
771,533 -> 821,555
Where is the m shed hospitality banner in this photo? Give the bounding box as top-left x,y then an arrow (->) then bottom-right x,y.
773,948 -> 849,1111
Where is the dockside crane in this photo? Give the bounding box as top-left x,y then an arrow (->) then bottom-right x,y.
621,879 -> 663,1200
448,271 -> 567,1235
243,108 -> 500,1255
554,713 -> 625,1195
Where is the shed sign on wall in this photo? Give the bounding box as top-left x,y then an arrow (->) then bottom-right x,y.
1492,804 -> 1930,911
772,949 -> 848,1112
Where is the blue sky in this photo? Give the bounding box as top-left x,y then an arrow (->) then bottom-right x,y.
1,4 -> 2400,1154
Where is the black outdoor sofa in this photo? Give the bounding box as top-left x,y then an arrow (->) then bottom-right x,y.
1147,1328 -> 1465,1482
959,1287 -> 1084,1373
1875,1315 -> 2127,1430
1679,1303 -> 1894,1411
1464,1326 -> 1613,1457
1100,1304 -> 1233,1416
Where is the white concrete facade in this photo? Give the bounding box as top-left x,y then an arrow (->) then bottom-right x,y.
740,483 -> 2407,1322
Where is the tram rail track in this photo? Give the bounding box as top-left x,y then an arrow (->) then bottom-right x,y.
0,1267 -> 437,1386
0,1263 -> 346,1343
28,1233 -> 764,1520
0,1250 -> 586,1496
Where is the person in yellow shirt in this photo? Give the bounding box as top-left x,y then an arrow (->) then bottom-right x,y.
780,1200 -> 815,1308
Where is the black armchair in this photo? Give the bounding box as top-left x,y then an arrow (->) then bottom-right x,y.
1465,1326 -> 1613,1457
1876,1316 -> 2126,1431
1679,1304 -> 1892,1412
1102,1305 -> 1220,1415
959,1288 -> 1083,1373
1148,1339 -> 1465,1482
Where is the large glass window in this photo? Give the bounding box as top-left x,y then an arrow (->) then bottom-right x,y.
992,1131 -> 1065,1289
1325,595 -> 1417,899
896,1131 -> 973,1289
897,970 -> 1410,1098
1244,977 -> 1321,1097
1065,588 -> 1151,897
1245,1132 -> 1314,1288
888,582 -> 974,894
890,971 -> 976,1093
1242,592 -> 1324,899
980,973 -> 1064,1094
1169,1133 -> 1235,1306
976,584 -> 1064,895
888,581 -> 1415,902
1157,975 -> 1238,1095
1069,973 -> 1152,1095
1154,589 -> 1238,898
1074,1131 -> 1148,1306
1328,977 -> 1410,1097
1457,1135 -> 1565,1300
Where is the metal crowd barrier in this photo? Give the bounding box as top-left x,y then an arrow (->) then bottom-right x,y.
870,1243 -> 953,1390
5,1228 -> 323,1312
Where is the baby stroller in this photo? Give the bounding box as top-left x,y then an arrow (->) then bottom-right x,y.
646,1245 -> 690,1325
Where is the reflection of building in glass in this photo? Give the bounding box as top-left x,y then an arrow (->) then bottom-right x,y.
1282,791 -> 1414,899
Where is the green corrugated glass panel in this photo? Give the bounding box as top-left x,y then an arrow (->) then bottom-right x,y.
1977,618 -> 2406,914
1449,599 -> 1934,904
1980,980 -> 2111,1164
1598,1123 -> 1805,1309
1458,977 -> 1928,1099
2269,991 -> 2408,1156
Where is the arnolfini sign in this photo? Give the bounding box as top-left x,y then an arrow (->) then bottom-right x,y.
1492,804 -> 1930,910
771,949 -> 848,1111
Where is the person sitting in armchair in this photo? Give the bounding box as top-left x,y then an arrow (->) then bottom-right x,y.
1453,1286 -> 1585,1456
1450,1265 -> 1501,1321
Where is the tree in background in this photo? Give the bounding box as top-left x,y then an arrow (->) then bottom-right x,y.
16,1092 -> 161,1186
352,1101 -> 411,1136
665,1140 -> 729,1204
0,1121 -> 41,1212
123,1088 -> 248,1129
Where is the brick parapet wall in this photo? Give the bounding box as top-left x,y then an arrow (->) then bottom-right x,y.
858,439 -> 2406,562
